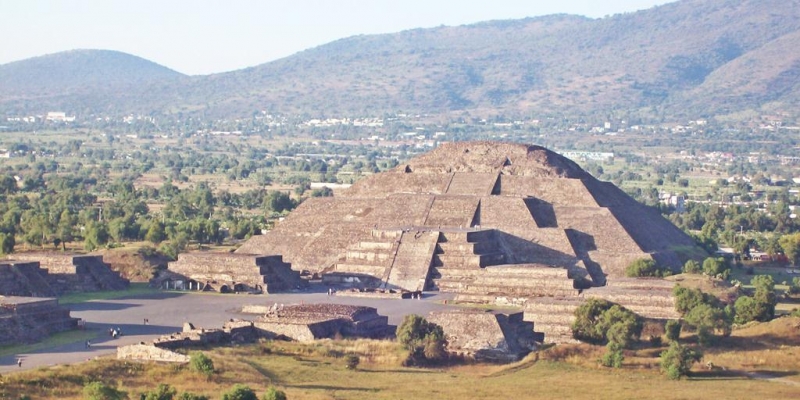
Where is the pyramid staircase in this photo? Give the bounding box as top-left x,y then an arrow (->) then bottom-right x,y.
334,229 -> 403,288
428,230 -> 506,291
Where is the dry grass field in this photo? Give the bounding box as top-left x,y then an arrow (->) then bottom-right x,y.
2,318 -> 799,400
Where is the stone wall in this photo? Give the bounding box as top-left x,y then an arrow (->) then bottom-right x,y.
117,343 -> 191,363
428,309 -> 540,361
6,253 -> 129,295
166,253 -> 302,293
0,296 -> 78,345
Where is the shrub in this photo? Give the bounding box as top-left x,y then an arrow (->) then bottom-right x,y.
789,277 -> 800,295
682,260 -> 701,274
221,385 -> 258,400
673,286 -> 718,315
344,354 -> 360,370
142,384 -> 177,400
83,381 -> 127,400
665,320 -> 682,342
189,352 -> 215,377
660,342 -> 702,380
178,393 -> 209,400
684,303 -> 731,346
625,258 -> 662,277
702,257 -> 730,279
600,343 -> 624,368
262,387 -> 287,400
735,275 -> 777,323
572,299 -> 642,348
396,314 -> 448,366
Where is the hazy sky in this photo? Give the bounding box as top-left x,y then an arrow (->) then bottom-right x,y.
0,0 -> 673,75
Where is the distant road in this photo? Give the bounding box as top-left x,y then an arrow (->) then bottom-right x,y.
0,290 -> 457,372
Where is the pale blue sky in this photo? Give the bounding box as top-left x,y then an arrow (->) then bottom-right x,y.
0,0 -> 673,75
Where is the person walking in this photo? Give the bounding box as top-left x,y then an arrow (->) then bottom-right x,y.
17,358 -> 22,368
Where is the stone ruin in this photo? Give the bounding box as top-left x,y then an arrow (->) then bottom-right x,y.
249,303 -> 395,342
428,309 -> 542,362
0,296 -> 78,345
0,253 -> 128,297
118,304 -> 393,362
161,253 -> 303,293
235,142 -> 701,343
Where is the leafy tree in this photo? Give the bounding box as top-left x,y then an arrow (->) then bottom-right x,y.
84,221 -> 109,251
83,381 -> 127,400
145,221 -> 167,244
682,260 -> 701,274
221,385 -> 257,400
177,393 -> 208,400
262,387 -> 287,400
673,286 -> 718,315
572,299 -> 641,348
702,257 -> 730,278
665,320 -> 682,342
660,342 -> 702,380
189,352 -> 214,377
735,275 -> 777,323
779,233 -> 800,265
0,232 -> 14,255
600,342 -> 624,368
625,258 -> 663,277
264,191 -> 295,214
396,314 -> 447,365
142,384 -> 177,400
684,303 -> 731,346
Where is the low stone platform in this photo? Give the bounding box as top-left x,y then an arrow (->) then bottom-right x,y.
163,253 -> 304,294
0,296 -> 78,345
1,254 -> 129,297
428,309 -> 542,361
254,304 -> 394,342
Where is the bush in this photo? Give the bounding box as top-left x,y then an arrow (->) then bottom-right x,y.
660,342 -> 702,380
600,343 -> 624,368
625,258 -> 663,277
262,387 -> 287,400
83,381 -> 127,400
673,286 -> 719,315
684,304 -> 732,346
142,384 -> 177,400
178,393 -> 208,400
702,257 -> 730,279
189,352 -> 214,377
789,277 -> 800,295
221,385 -> 257,400
344,354 -> 360,370
665,320 -> 682,342
735,275 -> 777,323
683,260 -> 701,274
396,315 -> 448,366
572,299 -> 642,348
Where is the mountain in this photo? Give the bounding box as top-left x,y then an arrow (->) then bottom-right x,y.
1,0 -> 799,119
0,50 -> 185,115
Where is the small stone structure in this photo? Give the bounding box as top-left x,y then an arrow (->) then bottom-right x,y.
252,303 -> 394,342
162,253 -> 303,294
1,253 -> 128,297
0,296 -> 78,345
118,305 -> 394,362
428,309 -> 541,361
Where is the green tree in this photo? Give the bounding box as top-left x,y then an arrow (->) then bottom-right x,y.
736,275 -> 777,323
83,381 -> 127,400
682,260 -> 701,274
779,233 -> 800,265
660,342 -> 702,380
0,232 -> 15,255
189,352 -> 214,377
84,221 -> 109,251
665,320 -> 682,342
572,299 -> 642,348
702,257 -> 730,278
625,258 -> 663,277
221,385 -> 257,400
145,221 -> 167,244
396,314 -> 447,365
684,303 -> 731,346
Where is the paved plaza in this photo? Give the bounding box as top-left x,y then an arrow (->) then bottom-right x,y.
0,290 -> 457,372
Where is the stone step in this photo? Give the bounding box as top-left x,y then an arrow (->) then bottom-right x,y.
334,264 -> 386,276
344,250 -> 395,263
355,241 -> 396,251
436,241 -> 497,255
433,253 -> 505,268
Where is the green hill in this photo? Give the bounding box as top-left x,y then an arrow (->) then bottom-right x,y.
1,0 -> 799,119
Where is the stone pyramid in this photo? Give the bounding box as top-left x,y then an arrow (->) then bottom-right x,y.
237,141 -> 698,294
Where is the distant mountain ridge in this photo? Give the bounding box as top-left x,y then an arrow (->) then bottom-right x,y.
1,0 -> 799,119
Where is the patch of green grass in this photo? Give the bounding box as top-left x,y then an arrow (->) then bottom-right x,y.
58,282 -> 156,304
0,329 -> 97,358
